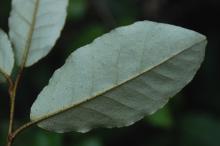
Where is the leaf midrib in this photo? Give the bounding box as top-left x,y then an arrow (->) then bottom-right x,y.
32,38 -> 206,124
20,0 -> 40,66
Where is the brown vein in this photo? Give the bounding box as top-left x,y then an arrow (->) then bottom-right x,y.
80,106 -> 117,123
20,0 -> 40,66
103,95 -> 138,112
13,8 -> 31,25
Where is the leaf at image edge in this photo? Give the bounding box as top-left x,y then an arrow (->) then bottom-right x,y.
0,29 -> 14,82
9,0 -> 68,67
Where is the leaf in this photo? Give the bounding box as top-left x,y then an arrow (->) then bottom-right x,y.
30,21 -> 207,133
9,0 -> 68,67
0,29 -> 14,82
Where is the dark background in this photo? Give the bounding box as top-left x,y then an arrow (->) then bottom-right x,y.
0,0 -> 220,146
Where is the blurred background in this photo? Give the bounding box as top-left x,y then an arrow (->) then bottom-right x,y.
0,0 -> 220,146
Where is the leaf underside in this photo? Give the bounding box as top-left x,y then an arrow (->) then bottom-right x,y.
9,0 -> 68,67
0,29 -> 14,82
31,21 -> 207,133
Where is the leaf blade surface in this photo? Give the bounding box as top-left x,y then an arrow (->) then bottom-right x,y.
31,21 -> 207,133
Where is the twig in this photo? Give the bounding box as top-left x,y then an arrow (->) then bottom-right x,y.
5,61 -> 27,146
11,121 -> 38,139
